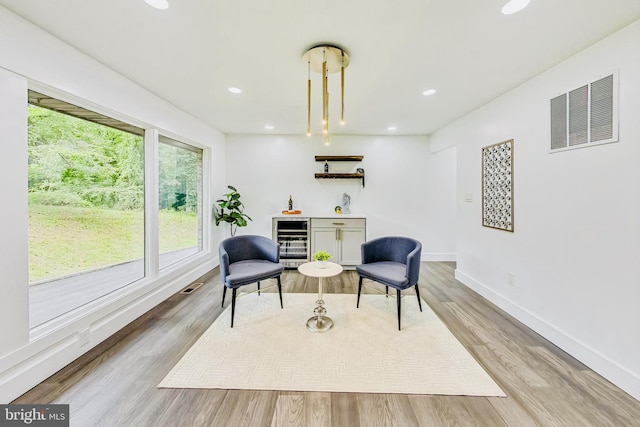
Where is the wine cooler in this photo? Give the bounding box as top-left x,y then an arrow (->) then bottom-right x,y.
272,217 -> 310,268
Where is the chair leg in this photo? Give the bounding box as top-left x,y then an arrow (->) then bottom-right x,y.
397,289 -> 402,330
222,286 -> 227,308
258,281 -> 261,295
415,284 -> 422,312
231,288 -> 237,328
357,277 -> 363,308
277,276 -> 283,308
386,286 -> 389,297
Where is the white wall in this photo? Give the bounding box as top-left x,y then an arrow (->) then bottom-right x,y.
430,20 -> 640,399
0,68 -> 29,356
225,134 -> 457,260
0,7 -> 226,402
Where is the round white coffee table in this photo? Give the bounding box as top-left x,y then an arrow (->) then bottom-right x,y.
297,261 -> 343,332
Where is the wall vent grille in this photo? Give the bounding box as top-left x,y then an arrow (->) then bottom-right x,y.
550,72 -> 618,153
181,282 -> 203,294
550,94 -> 567,150
590,74 -> 614,142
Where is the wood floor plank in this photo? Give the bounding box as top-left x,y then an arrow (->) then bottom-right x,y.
330,393 -> 360,426
271,394 -> 304,427
456,397 -> 509,427
304,393 -> 332,427
11,262 -> 640,427
271,392 -> 331,427
406,396 -> 450,427
356,393 -> 420,427
161,389 -> 228,427
472,345 -> 556,425
525,346 -> 639,426
486,394 -> 540,427
210,390 -> 278,427
421,396 -> 480,427
436,301 -> 486,347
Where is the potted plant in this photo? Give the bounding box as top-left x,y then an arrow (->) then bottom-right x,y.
313,250 -> 332,268
214,185 -> 252,236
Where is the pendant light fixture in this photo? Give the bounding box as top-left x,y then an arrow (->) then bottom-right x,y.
302,44 -> 350,145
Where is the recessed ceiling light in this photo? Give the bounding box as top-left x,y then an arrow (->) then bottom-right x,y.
264,125 -> 274,130
422,89 -> 437,96
501,0 -> 530,15
228,87 -> 242,94
387,126 -> 397,131
144,0 -> 169,10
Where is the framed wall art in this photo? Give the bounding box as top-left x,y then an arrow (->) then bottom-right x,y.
482,139 -> 514,232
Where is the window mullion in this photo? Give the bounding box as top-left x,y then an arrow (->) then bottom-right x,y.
144,128 -> 160,279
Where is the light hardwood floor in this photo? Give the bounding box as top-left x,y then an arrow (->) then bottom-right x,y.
14,263 -> 640,426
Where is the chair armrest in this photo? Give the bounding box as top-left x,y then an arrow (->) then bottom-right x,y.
219,247 -> 230,280
268,242 -> 281,263
257,237 -> 280,263
361,240 -> 371,264
405,243 -> 422,285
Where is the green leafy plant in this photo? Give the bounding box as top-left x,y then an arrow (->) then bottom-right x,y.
214,185 -> 252,236
313,250 -> 332,261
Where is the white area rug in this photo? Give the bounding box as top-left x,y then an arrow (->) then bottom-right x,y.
159,293 -> 505,396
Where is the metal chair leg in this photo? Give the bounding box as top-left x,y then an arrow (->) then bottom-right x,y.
222,286 -> 227,308
277,276 -> 283,308
357,276 -> 363,308
258,281 -> 261,295
415,284 -> 422,312
386,286 -> 389,297
231,288 -> 237,328
397,289 -> 402,330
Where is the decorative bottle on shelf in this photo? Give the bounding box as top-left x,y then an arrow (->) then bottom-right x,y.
288,195 -> 293,211
324,160 -> 329,173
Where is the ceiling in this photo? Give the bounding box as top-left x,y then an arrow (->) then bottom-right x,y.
2,0 -> 639,136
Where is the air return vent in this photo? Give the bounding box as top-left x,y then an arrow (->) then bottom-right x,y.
568,85 -> 588,146
590,74 -> 614,142
181,282 -> 203,294
550,72 -> 618,152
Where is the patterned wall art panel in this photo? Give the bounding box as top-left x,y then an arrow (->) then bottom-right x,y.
482,139 -> 514,232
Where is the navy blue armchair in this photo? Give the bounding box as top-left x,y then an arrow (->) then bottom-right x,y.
356,236 -> 422,330
219,235 -> 284,327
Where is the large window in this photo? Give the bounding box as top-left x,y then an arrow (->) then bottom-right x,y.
26,92 -> 206,329
28,92 -> 145,328
158,137 -> 203,269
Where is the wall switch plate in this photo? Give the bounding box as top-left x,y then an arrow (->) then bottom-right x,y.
464,193 -> 473,202
508,273 -> 516,286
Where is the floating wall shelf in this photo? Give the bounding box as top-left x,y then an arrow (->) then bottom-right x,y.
314,155 -> 365,187
314,155 -> 364,162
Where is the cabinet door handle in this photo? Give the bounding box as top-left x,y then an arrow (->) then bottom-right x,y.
332,222 -> 344,225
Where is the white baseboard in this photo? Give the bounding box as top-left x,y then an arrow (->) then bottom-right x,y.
0,257 -> 216,403
454,269 -> 640,401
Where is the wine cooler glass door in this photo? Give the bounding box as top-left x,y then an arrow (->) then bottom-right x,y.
273,218 -> 310,268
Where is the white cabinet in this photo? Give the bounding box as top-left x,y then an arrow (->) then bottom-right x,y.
310,218 -> 366,267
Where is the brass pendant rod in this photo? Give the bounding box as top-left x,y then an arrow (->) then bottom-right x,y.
322,53 -> 328,131
341,51 -> 345,124
307,61 -> 311,136
326,91 -> 329,136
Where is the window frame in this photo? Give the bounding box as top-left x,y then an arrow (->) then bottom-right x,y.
26,84 -> 211,336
